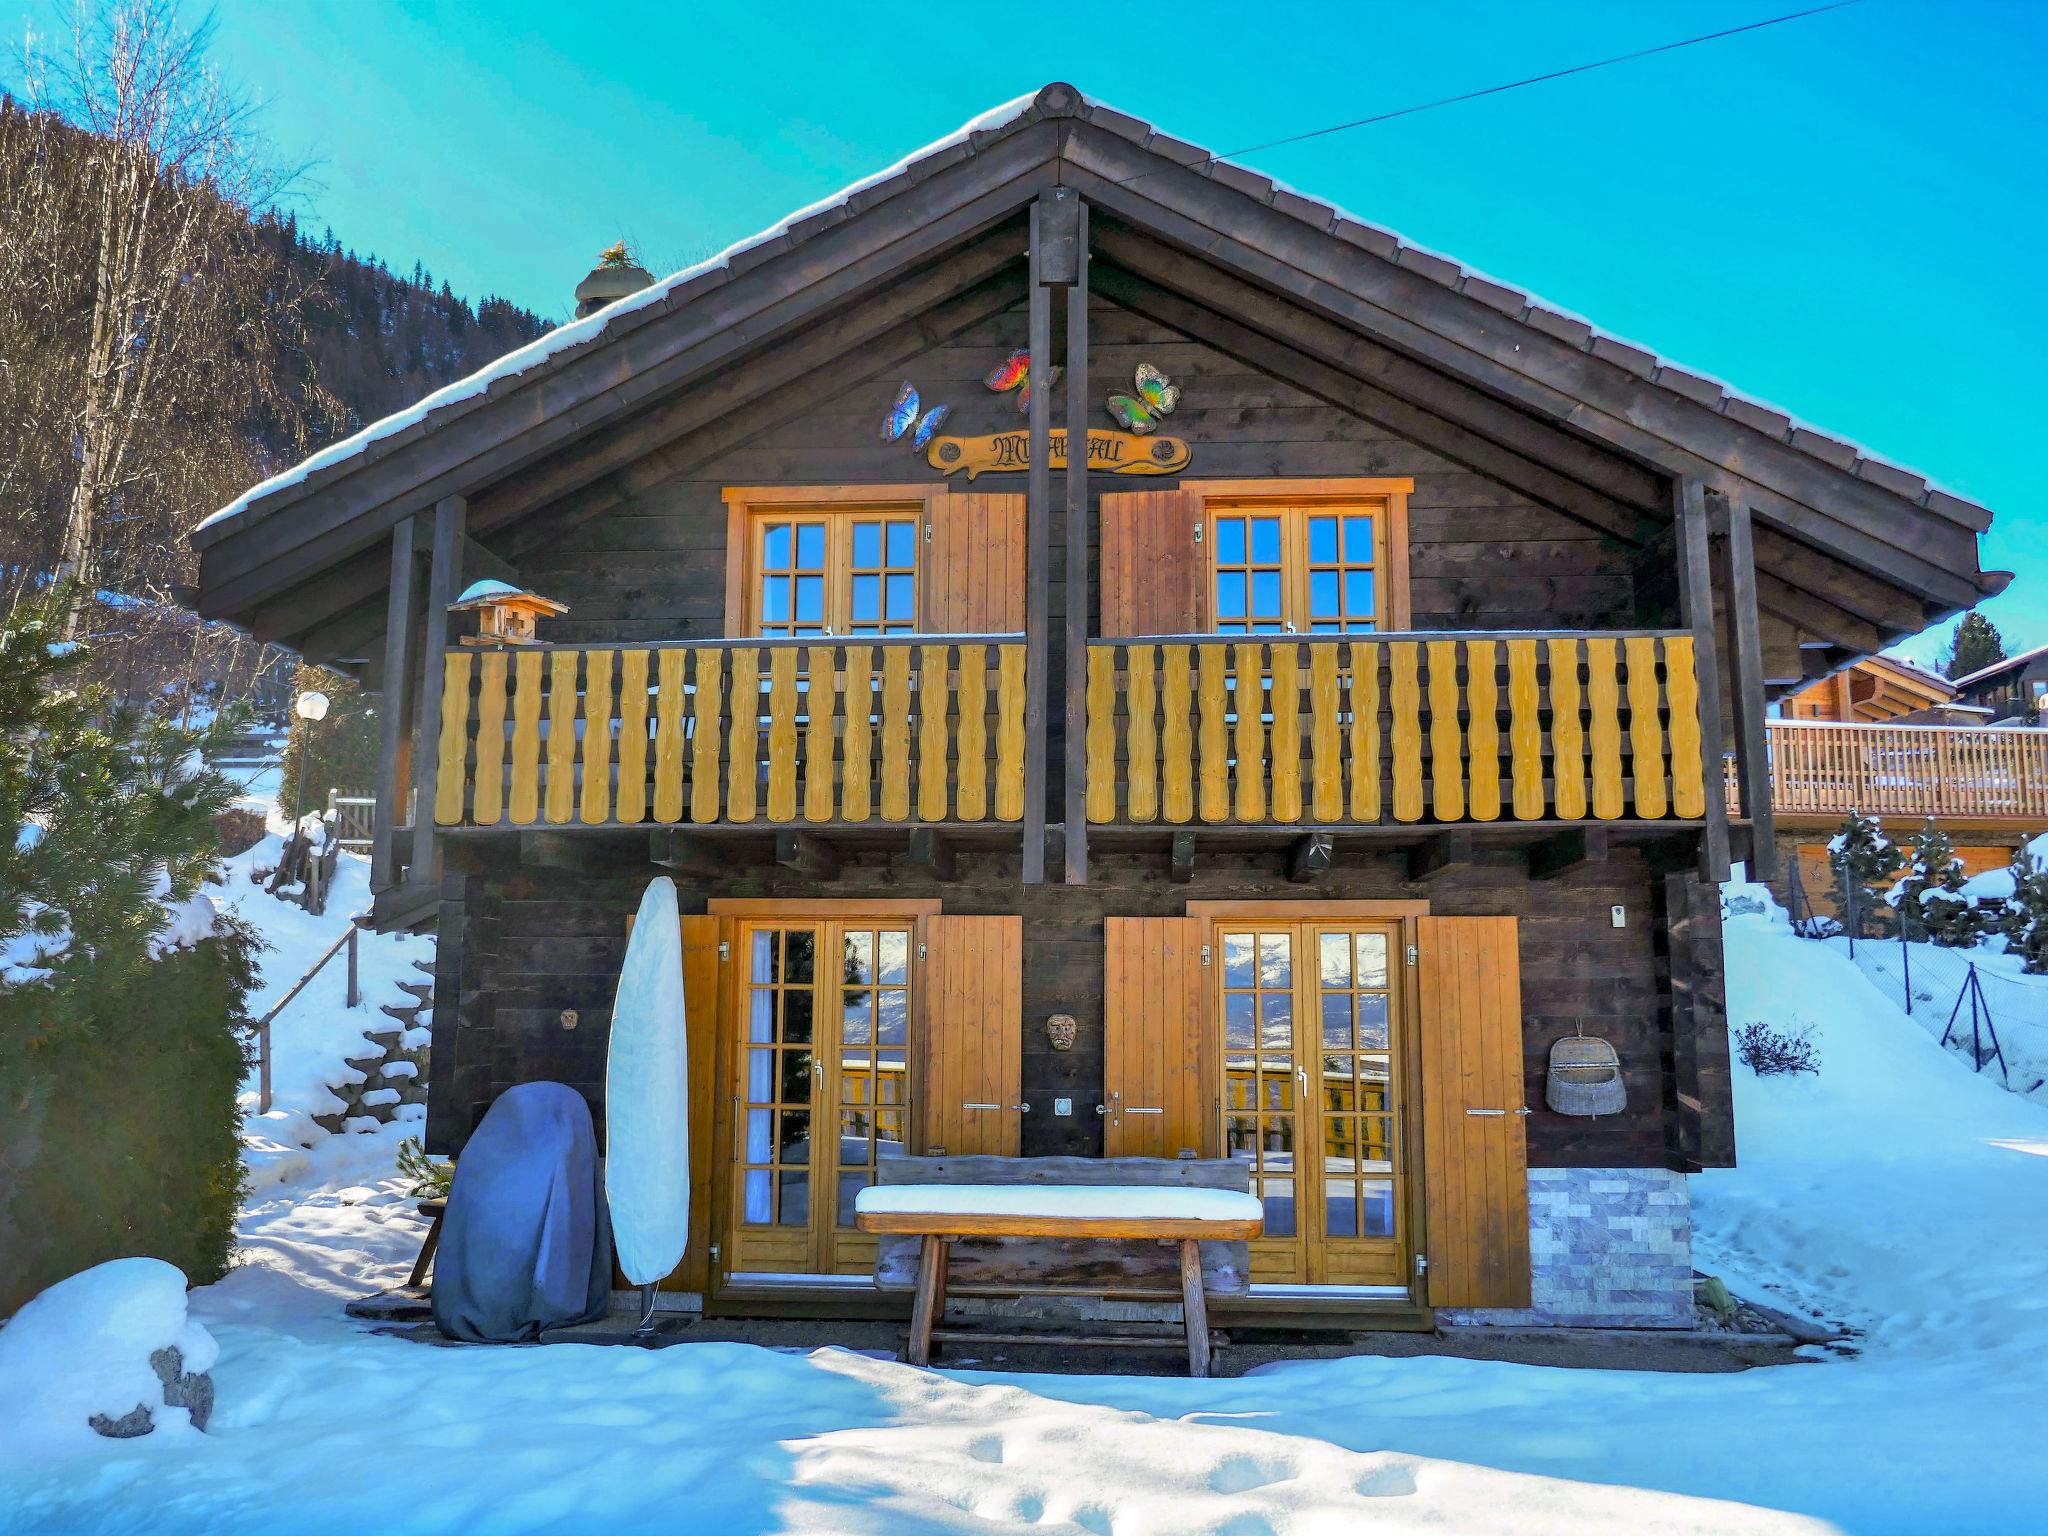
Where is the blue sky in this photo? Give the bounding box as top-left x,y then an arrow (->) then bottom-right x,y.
21,0 -> 2046,661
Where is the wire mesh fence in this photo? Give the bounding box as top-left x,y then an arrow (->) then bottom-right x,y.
1782,845 -> 2048,1103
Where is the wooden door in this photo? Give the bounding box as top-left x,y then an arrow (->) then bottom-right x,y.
726,917 -> 918,1277
1213,918 -> 1413,1287
921,494 -> 1025,632
1099,490 -> 1205,636
920,915 -> 1023,1156
1102,917 -> 1211,1158
1416,915 -> 1531,1308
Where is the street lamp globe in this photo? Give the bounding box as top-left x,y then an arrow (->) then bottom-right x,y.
296,690 -> 330,723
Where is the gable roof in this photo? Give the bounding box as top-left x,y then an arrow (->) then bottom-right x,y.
1953,642 -> 2048,692
194,83 -> 1994,550
189,83 -> 2002,664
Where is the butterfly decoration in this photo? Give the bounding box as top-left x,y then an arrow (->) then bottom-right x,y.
879,382 -> 952,451
984,348 -> 1061,413
1105,363 -> 1181,435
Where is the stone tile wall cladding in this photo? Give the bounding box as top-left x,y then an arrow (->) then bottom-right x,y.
1444,1168 -> 1695,1329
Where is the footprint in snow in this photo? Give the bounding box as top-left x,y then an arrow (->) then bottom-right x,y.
1208,1453 -> 1293,1494
966,1432 -> 1005,1463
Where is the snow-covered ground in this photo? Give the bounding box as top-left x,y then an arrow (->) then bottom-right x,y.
3,888 -> 2046,1534
215,835 -> 434,1167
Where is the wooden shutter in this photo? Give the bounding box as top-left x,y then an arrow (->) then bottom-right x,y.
1416,916 -> 1531,1308
672,914 -> 722,1291
1099,490 -> 1205,636
919,915 -> 1023,1155
1102,917 -> 1212,1159
921,493 -> 1025,632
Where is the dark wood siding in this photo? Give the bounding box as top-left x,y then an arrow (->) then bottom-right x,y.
516,297 -> 1638,648
433,836 -> 1716,1173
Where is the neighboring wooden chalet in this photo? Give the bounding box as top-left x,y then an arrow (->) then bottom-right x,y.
1780,655 -> 1958,724
190,86 -> 2003,1329
1952,644 -> 2048,723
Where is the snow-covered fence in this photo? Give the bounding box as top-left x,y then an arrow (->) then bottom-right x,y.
253,919 -> 363,1113
1841,937 -> 2048,1101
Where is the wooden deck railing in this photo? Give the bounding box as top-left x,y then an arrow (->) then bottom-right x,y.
1728,719 -> 2048,822
1084,632 -> 1708,827
432,636 -> 1027,828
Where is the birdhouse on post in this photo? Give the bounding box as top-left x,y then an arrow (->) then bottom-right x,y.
450,579 -> 569,646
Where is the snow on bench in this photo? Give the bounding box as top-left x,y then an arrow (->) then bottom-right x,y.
854,1184 -> 1262,1224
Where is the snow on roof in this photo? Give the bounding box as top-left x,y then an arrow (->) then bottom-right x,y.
1952,641 -> 2048,690
454,579 -> 528,604
194,84 -> 1993,547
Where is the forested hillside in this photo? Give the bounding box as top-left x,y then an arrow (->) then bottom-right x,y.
254,215 -> 551,463
0,82 -> 549,703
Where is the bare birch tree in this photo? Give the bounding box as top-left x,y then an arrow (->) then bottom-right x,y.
7,0 -> 330,638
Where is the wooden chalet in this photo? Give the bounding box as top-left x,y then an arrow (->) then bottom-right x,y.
190,86 -> 2004,1329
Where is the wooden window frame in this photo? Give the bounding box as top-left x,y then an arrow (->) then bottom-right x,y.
1180,477 -> 1413,634
722,484 -> 949,638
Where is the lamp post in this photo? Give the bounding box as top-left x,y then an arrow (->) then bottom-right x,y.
292,689 -> 330,831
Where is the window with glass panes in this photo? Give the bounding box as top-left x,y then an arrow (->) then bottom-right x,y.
750,510 -> 919,636
1210,502 -> 1385,634
832,926 -> 911,1226
739,926 -> 820,1228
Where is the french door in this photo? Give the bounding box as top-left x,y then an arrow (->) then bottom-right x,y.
1215,918 -> 1411,1287
727,918 -> 915,1276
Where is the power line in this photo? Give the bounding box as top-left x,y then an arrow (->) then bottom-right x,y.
1114,2 -> 1864,185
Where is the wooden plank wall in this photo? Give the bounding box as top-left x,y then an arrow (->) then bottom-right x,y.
437,833 -> 1700,1171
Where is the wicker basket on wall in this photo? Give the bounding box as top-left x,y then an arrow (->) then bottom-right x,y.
1545,1031 -> 1626,1117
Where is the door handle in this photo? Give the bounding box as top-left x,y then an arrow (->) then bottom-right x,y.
963,1102 -> 1031,1113
1465,1107 -> 1533,1117
1122,1106 -> 1164,1115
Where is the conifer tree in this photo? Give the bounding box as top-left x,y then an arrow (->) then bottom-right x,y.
1999,851 -> 2048,975
1827,811 -> 1900,938
1945,611 -> 2007,680
1895,818 -> 1985,947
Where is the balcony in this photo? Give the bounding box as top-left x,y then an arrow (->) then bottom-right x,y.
1735,719 -> 2048,825
1083,631 -> 1709,828
430,636 -> 1027,830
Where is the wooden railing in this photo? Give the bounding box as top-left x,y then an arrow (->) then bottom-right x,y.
432,637 -> 1027,828
1732,719 -> 2048,822
1084,632 -> 1708,827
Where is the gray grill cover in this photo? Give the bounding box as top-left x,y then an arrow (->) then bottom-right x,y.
431,1082 -> 612,1342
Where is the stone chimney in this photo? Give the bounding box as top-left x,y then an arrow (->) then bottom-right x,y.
573,241 -> 654,320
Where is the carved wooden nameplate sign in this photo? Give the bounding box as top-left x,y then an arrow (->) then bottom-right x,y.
927,427 -> 1190,481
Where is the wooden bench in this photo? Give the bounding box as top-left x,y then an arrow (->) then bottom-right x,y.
854,1155 -> 1261,1377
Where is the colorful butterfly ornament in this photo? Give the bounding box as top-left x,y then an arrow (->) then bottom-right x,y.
1106,362 -> 1181,435
984,349 -> 1061,413
880,382 -> 951,451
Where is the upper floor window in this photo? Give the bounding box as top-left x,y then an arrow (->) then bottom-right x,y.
1211,501 -> 1389,634
746,507 -> 919,637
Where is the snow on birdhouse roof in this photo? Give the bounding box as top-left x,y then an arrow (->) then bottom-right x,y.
449,580 -> 566,614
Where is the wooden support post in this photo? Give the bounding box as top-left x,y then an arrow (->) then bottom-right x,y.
1718,496 -> 1777,881
1179,1237 -> 1210,1379
1170,829 -> 1197,884
906,826 -> 957,881
1528,826 -> 1609,881
408,497 -> 465,888
1057,190 -> 1090,887
776,829 -> 841,881
907,1233 -> 947,1368
1286,831 -> 1334,883
371,516 -> 418,893
1674,479 -> 1731,883
1021,200 -> 1052,886
1407,830 -> 1474,883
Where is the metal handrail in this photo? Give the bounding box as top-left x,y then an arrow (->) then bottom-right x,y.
254,912 -> 364,1114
